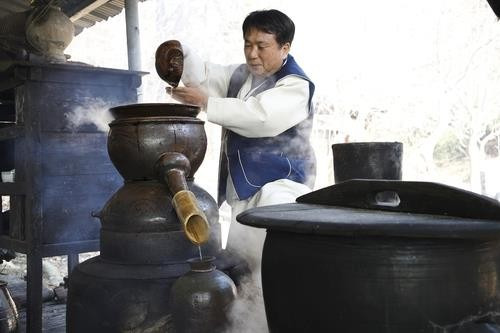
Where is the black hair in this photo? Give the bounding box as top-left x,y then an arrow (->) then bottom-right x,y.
242,9 -> 295,46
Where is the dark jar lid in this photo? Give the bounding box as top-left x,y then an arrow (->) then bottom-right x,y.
187,256 -> 216,272
237,180 -> 500,240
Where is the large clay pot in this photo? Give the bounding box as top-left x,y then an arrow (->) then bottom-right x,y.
170,257 -> 237,333
238,180 -> 500,333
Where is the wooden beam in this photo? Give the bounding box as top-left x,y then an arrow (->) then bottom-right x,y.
0,1 -> 29,13
69,0 -> 110,22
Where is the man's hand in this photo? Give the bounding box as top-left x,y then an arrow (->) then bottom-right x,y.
166,86 -> 208,109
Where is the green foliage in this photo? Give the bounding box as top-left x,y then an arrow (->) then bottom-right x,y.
433,130 -> 467,165
433,130 -> 470,183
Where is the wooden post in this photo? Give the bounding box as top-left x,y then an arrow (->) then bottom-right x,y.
125,0 -> 142,101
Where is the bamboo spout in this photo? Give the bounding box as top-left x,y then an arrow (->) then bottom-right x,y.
156,152 -> 210,245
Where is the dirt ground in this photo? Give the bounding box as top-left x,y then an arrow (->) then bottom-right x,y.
0,252 -> 98,288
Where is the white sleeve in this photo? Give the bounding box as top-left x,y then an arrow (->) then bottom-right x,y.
179,45 -> 206,86
206,75 -> 310,138
199,63 -> 240,97
180,45 -> 239,96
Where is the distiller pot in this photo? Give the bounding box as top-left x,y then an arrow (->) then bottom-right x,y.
66,103 -> 244,332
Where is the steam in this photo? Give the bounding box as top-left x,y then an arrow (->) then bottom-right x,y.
225,269 -> 268,333
222,178 -> 312,332
50,97 -> 122,268
283,118 -> 321,189
65,98 -> 115,132
224,222 -> 269,333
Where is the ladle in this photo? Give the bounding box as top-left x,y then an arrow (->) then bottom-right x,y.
155,40 -> 184,87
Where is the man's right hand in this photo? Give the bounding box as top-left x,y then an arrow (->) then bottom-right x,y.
180,43 -> 205,86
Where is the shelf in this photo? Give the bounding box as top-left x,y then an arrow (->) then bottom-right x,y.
0,62 -> 143,333
0,235 -> 26,253
0,125 -> 23,140
42,240 -> 100,257
0,76 -> 23,93
0,237 -> 99,257
0,182 -> 26,195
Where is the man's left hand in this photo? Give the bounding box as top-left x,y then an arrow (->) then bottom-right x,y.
166,86 -> 208,109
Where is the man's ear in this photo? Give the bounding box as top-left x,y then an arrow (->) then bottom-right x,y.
281,42 -> 291,59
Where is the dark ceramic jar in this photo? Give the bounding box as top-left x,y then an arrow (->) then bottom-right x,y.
170,257 -> 237,333
238,180 -> 500,333
332,141 -> 403,182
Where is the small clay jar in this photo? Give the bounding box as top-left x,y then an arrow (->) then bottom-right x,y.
25,4 -> 74,62
170,256 -> 237,333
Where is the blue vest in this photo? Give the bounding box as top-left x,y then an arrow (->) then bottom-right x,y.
218,55 -> 316,204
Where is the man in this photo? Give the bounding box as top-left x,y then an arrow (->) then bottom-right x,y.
168,9 -> 316,264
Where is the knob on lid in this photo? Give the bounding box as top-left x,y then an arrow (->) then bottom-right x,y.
155,40 -> 184,87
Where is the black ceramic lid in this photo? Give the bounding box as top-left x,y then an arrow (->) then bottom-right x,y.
236,180 -> 500,239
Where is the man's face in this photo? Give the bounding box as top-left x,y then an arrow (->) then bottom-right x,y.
244,28 -> 290,78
